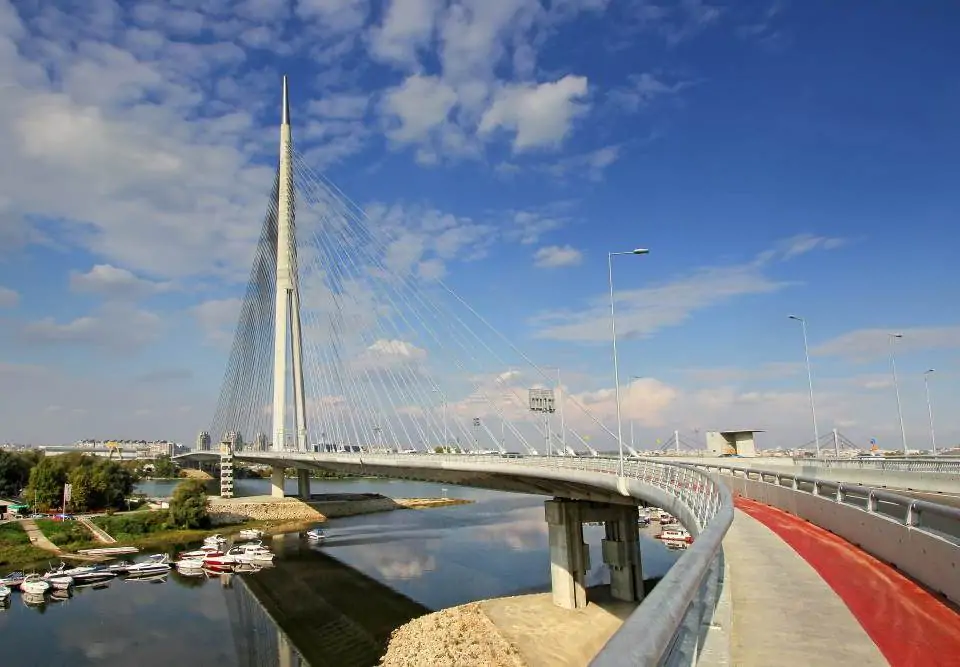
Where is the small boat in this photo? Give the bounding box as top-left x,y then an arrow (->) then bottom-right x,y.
657,527 -> 693,545
226,546 -> 274,564
174,559 -> 205,570
106,561 -> 135,574
125,554 -> 171,577
203,534 -> 227,547
21,575 -> 50,595
44,575 -> 74,590
0,584 -> 10,600
202,554 -> 240,568
0,572 -> 25,589
179,546 -> 223,559
238,529 -> 264,540
657,511 -> 676,525
73,569 -> 117,584
306,528 -> 326,542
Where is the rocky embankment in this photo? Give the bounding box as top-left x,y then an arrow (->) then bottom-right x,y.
379,603 -> 525,667
207,495 -> 472,524
207,497 -> 323,525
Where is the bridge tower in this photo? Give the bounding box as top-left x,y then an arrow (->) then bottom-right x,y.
271,76 -> 308,458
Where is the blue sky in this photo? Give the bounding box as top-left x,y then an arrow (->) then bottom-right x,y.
0,0 -> 958,451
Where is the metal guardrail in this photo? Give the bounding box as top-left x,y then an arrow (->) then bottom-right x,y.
243,451 -> 735,666
702,463 -> 960,543
790,456 -> 960,473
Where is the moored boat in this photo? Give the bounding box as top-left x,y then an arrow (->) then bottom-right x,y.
125,554 -> 171,577
238,529 -> 264,540
203,534 -> 227,547
179,546 -> 223,560
0,584 -> 10,600
0,572 -> 25,589
306,528 -> 326,542
226,546 -> 274,564
656,527 -> 693,545
21,574 -> 50,595
45,575 -> 74,590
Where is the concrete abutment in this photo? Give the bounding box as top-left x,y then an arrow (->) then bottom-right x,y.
545,498 -> 644,610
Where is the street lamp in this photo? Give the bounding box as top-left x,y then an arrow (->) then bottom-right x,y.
888,333 -> 907,451
788,316 -> 820,457
540,366 -> 566,456
924,369 -> 937,456
608,247 -> 650,476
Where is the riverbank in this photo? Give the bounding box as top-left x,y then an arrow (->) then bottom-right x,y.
379,586 -> 637,667
207,494 -> 473,524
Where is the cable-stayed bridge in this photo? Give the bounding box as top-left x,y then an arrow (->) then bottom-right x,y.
207,76 -> 619,461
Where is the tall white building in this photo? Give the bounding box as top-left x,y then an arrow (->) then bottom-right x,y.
197,431 -> 212,452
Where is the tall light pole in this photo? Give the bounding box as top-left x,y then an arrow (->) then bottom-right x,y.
888,333 -> 907,451
788,316 -> 820,457
924,369 -> 937,456
608,248 -> 650,476
541,366 -> 567,455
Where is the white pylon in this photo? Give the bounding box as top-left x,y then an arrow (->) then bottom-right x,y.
271,75 -> 308,453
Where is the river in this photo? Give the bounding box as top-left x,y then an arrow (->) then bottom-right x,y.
0,479 -> 680,666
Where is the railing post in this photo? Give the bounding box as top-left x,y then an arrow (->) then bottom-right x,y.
866,491 -> 877,513
905,501 -> 920,527
835,483 -> 845,504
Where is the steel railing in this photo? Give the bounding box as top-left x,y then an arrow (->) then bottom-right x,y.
244,450 -> 735,665
790,456 -> 960,474
702,462 -> 960,544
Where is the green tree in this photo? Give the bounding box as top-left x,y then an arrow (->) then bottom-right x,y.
0,450 -> 32,498
152,455 -> 177,478
67,465 -> 96,512
168,479 -> 210,529
26,457 -> 69,510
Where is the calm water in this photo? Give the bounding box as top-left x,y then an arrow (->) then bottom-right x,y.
2,481 -> 680,666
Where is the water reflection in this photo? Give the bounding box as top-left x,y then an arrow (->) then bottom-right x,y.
1,484 -> 680,667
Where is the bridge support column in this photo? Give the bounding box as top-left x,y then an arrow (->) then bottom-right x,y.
602,505 -> 644,602
270,467 -> 285,498
297,469 -> 311,500
545,499 -> 590,609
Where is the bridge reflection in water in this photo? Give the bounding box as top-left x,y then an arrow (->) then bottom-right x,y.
221,539 -> 431,667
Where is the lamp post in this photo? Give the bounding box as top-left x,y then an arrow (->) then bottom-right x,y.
608,247 -> 649,476
924,369 -> 937,456
541,366 -> 566,456
888,333 -> 907,451
788,316 -> 820,457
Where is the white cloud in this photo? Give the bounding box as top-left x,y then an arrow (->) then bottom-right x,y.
478,76 -> 590,151
0,285 -> 19,307
779,234 -> 847,259
813,326 -> 960,362
19,304 -> 163,352
308,94 -> 369,119
381,74 -> 460,148
69,264 -> 171,300
534,245 -> 583,268
609,72 -> 693,112
367,0 -> 441,68
191,298 -> 242,346
296,0 -> 370,32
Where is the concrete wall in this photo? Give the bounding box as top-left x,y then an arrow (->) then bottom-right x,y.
721,475 -> 960,607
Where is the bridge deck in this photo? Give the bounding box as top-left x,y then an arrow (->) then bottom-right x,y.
727,498 -> 960,667
723,505 -> 887,666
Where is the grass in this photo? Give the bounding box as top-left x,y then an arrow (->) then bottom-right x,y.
0,522 -> 54,571
34,518 -> 98,551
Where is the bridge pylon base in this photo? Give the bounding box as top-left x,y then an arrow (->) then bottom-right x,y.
545,499 -> 590,609
602,505 -> 644,603
297,469 -> 311,500
270,467 -> 285,498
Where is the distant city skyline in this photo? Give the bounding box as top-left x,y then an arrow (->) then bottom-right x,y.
0,2 -> 958,450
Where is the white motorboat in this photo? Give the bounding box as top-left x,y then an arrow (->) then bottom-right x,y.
238,529 -> 264,540
226,546 -> 274,564
73,569 -> 117,584
657,511 -> 676,525
306,528 -> 326,542
0,572 -> 25,589
21,575 -> 50,595
0,584 -> 10,600
657,527 -> 693,545
203,534 -> 227,547
106,561 -> 135,574
45,575 -> 74,590
179,546 -> 223,560
202,553 -> 240,568
174,559 -> 205,570
125,554 -> 171,577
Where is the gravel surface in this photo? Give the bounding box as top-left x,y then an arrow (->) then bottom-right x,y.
379,603 -> 526,667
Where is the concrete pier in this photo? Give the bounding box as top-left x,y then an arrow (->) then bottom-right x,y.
545,499 -> 590,609
296,469 -> 310,500
270,466 -> 285,498
601,505 -> 644,603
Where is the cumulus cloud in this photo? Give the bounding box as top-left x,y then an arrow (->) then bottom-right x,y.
69,264 -> 171,300
478,76 -> 590,151
533,245 -> 583,268
19,304 -> 163,352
